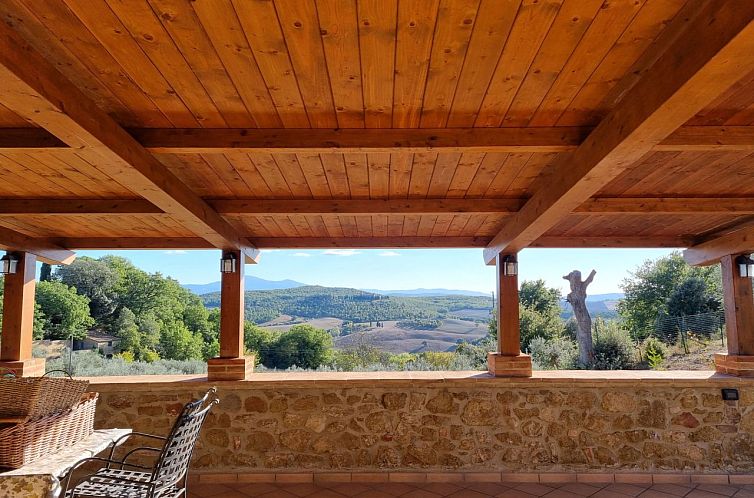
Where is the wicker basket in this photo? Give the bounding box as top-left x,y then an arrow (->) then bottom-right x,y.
0,392 -> 98,469
0,376 -> 89,424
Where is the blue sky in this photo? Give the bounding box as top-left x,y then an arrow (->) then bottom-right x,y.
75,248 -> 677,295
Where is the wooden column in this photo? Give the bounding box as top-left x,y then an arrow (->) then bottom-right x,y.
715,254 -> 754,376
488,253 -> 532,377
207,250 -> 253,381
0,252 -> 45,376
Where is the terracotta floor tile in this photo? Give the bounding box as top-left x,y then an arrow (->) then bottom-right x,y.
686,492 -> 735,498
463,483 -> 512,495
239,483 -> 285,495
376,483 -> 420,495
734,491 -> 754,498
542,489 -> 584,498
307,489 -> 349,498
515,484 -> 556,496
355,490 -> 400,498
593,490 -> 637,498
188,484 -> 237,497
402,489 -> 443,498
421,483 -> 463,496
650,484 -> 695,497
696,485 -> 741,497
558,483 -> 604,496
444,489 -> 491,498
637,490 -> 684,498
326,484 -> 372,496
496,490 -> 538,498
603,484 -> 650,497
280,483 -> 326,496
259,491 -> 306,498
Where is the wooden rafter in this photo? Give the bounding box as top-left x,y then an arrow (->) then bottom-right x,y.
2,197 -> 753,216
4,126 -> 754,153
483,2 -> 754,264
0,225 -> 75,264
0,21 -> 258,264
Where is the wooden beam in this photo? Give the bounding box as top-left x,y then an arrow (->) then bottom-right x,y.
531,236 -> 692,249
1,197 -> 753,216
496,253 -> 520,356
684,226 -> 754,266
6,126 -> 754,153
483,2 -> 754,264
59,237 -> 214,250
250,237 -> 491,248
210,198 -> 524,215
0,22 -> 250,253
0,199 -> 161,215
0,225 -> 75,264
0,252 -> 36,362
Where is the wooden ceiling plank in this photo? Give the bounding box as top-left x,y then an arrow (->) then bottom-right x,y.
533,235 -> 691,249
419,0 -> 479,128
0,20 -> 255,256
483,2 -> 754,264
393,0 -> 440,128
357,0 -> 397,129
317,0 -> 365,128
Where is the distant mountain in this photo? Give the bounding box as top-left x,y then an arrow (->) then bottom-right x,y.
586,293 -> 624,302
361,288 -> 491,297
183,276 -> 307,295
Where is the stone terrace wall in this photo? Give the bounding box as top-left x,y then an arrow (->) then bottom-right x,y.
89,372 -> 754,474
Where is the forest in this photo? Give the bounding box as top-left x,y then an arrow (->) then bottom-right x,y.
200,286 -> 492,324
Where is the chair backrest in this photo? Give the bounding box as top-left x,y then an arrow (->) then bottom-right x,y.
151,388 -> 219,491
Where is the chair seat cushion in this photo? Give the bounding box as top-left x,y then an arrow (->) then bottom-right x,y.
66,468 -> 179,498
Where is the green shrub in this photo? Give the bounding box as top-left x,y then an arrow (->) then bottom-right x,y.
640,336 -> 667,369
592,322 -> 636,370
47,350 -> 205,376
528,337 -> 578,370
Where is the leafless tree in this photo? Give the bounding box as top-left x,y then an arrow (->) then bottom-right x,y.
563,269 -> 596,367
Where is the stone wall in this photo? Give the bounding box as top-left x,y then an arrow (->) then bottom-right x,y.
89,372 -> 754,474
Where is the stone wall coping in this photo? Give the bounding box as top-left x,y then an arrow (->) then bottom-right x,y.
83,369 -> 754,391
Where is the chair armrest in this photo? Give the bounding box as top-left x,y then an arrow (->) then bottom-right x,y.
120,447 -> 162,468
108,431 -> 167,461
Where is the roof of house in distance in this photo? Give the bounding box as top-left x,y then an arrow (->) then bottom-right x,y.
0,1 -> 753,266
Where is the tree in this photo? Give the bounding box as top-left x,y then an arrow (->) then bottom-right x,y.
244,323 -> 275,364
519,303 -> 563,351
57,257 -> 118,322
158,321 -> 203,361
520,279 -> 561,315
618,251 -> 722,339
563,269 -> 596,367
39,263 -> 52,282
267,324 -> 332,369
666,277 -> 721,317
35,281 -> 94,340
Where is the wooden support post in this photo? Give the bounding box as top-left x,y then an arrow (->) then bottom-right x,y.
0,252 -> 45,376
488,253 -> 531,377
207,250 -> 253,381
715,254 -> 754,376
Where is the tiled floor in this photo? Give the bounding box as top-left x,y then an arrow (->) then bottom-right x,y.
187,481 -> 754,498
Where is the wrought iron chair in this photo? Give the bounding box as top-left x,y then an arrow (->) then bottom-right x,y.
61,388 -> 219,498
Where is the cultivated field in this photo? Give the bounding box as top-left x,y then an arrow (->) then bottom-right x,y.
333,319 -> 486,353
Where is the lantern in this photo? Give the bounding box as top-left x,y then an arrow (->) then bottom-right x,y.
736,254 -> 754,278
220,252 -> 237,274
0,254 -> 18,275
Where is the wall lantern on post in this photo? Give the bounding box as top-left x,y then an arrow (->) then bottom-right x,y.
0,254 -> 18,275
220,252 -> 237,274
736,254 -> 754,278
502,255 -> 518,277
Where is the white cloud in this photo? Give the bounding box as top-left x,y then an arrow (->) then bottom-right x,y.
323,249 -> 361,257
378,251 -> 400,257
163,250 -> 187,255
292,252 -> 311,257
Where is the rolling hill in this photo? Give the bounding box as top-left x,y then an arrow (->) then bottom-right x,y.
183,276 -> 306,295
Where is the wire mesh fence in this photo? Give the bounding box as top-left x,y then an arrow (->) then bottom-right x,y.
654,310 -> 726,353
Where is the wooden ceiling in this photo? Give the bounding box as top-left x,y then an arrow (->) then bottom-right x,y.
0,0 -> 754,266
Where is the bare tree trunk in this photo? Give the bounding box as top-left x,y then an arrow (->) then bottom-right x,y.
563,269 -> 596,367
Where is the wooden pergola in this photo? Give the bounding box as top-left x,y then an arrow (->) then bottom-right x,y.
1,0 -> 754,379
